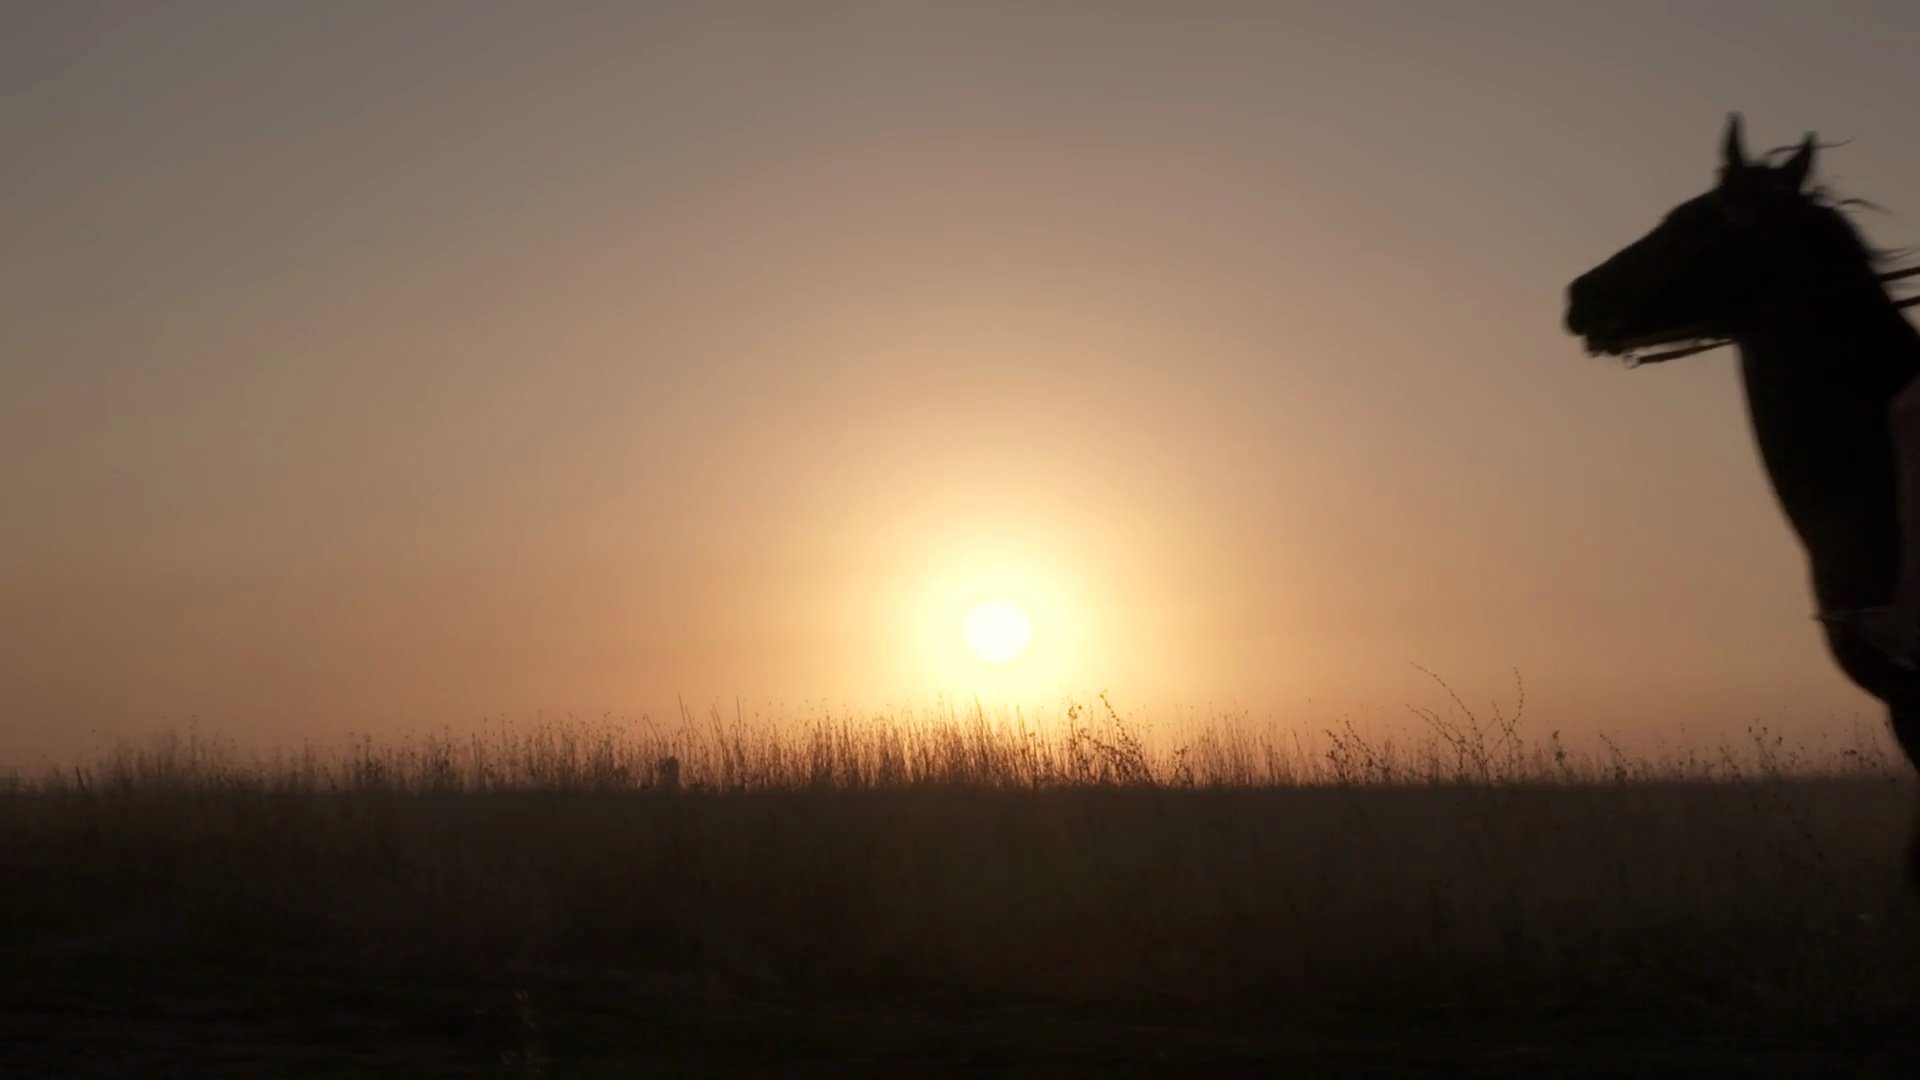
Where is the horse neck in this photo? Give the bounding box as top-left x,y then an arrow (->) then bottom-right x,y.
1734,270 -> 1920,610
1738,267 -> 1920,397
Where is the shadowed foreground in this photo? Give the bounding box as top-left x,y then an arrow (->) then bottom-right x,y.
4,713 -> 1919,1075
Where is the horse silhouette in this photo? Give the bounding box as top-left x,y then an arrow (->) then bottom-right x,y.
1564,114 -> 1920,884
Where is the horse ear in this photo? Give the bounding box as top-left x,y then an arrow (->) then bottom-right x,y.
1779,133 -> 1816,190
1722,113 -> 1748,175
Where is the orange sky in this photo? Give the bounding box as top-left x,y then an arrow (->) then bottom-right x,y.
8,2 -> 1920,764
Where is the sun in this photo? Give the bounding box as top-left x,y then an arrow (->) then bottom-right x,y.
962,599 -> 1033,664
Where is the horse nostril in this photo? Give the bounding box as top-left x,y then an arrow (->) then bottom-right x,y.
1565,275 -> 1597,334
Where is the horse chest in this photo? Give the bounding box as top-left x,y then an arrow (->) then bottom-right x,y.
1737,353 -> 1899,599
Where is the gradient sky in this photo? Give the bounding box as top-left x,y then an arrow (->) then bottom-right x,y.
9,1 -> 1920,763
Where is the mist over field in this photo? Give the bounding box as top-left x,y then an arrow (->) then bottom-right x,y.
12,2 -> 1920,1074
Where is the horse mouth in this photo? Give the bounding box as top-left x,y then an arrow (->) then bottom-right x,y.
1580,321 -> 1722,359
1579,334 -> 1627,357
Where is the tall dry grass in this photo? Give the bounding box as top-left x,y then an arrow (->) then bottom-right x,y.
21,678 -> 1906,796
3,685 -> 1917,1068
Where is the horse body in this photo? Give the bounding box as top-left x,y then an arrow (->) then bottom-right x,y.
1565,115 -> 1920,878
1737,304 -> 1920,765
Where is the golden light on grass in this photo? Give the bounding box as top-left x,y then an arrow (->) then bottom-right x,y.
962,599 -> 1033,664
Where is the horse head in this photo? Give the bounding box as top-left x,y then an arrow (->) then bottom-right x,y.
1565,114 -> 1818,362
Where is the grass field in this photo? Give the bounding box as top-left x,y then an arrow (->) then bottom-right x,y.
5,695 -> 1919,1075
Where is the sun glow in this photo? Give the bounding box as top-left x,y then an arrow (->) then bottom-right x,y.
962,599 -> 1033,665
897,544 -> 1100,695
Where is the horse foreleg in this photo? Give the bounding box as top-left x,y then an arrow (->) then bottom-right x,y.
1886,697 -> 1920,889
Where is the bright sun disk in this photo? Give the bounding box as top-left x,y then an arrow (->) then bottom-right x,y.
963,599 -> 1033,664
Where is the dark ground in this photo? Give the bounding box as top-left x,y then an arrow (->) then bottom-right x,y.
5,778 -> 1919,1076
4,956 -> 1916,1077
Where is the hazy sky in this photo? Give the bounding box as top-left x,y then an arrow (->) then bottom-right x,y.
9,1 -> 1920,762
